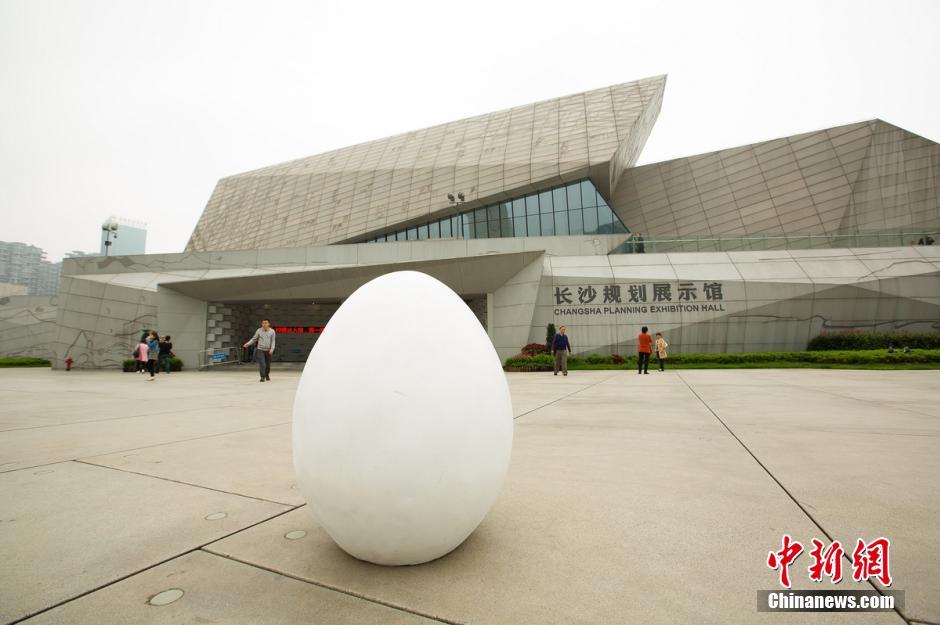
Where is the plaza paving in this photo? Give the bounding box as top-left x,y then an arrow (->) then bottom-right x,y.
0,366 -> 938,625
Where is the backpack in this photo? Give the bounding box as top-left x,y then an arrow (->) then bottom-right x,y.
133,346 -> 140,359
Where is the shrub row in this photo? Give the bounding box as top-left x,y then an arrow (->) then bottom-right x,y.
0,357 -> 51,368
504,350 -> 940,370
808,333 -> 940,351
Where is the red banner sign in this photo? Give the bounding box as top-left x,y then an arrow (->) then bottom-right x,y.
273,326 -> 325,334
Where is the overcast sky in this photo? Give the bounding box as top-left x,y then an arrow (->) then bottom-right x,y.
1,0 -> 938,262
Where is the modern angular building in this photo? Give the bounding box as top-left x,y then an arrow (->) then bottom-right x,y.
2,75 -> 938,368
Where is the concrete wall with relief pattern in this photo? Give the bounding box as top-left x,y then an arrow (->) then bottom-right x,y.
52,276 -> 158,369
530,246 -> 940,356
0,295 -> 57,360
15,239 -> 939,368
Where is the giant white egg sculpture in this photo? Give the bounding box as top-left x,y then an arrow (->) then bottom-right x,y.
292,271 -> 513,565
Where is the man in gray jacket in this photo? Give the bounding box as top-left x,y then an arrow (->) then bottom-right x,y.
243,319 -> 276,382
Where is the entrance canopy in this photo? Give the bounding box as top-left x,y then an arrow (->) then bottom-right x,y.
161,251 -> 545,302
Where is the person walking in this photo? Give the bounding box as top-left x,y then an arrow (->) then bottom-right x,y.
158,335 -> 174,374
244,319 -> 276,382
146,331 -> 159,379
655,332 -> 668,372
551,326 -> 572,376
637,326 -> 652,374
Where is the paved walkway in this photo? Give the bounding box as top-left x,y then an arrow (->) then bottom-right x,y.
1,368 -> 938,625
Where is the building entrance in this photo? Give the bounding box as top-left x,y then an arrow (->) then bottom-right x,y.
205,295 -> 488,364
206,301 -> 341,363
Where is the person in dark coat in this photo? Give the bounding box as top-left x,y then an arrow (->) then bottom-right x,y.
552,326 -> 572,377
158,335 -> 174,374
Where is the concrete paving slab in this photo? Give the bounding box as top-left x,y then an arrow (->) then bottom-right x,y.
1,368 -> 935,624
0,369 -> 296,472
0,368 -> 284,431
0,460 -> 291,623
205,373 -> 906,625
0,407 -> 290,473
85,423 -> 302,505
505,372 -> 605,417
21,550 -> 437,625
674,369 -> 940,622
766,369 -> 940,418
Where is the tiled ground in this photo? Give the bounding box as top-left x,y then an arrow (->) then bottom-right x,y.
1,368 -> 937,625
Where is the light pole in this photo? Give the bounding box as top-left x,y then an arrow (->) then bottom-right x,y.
101,218 -> 119,256
447,192 -> 465,238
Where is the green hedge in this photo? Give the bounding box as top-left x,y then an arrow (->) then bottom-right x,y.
504,349 -> 940,370
0,357 -> 51,368
123,357 -> 183,372
808,333 -> 940,351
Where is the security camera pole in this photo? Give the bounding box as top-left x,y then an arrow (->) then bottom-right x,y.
101,218 -> 119,256
447,191 -> 466,237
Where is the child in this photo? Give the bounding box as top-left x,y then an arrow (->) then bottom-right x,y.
135,337 -> 151,377
655,332 -> 668,372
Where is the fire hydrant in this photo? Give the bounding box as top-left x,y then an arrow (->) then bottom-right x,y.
65,356 -> 74,371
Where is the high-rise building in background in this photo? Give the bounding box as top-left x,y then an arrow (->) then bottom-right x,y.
0,241 -> 62,296
30,260 -> 61,297
99,216 -> 147,256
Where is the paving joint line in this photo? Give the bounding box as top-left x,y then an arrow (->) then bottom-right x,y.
0,459 -> 64,474
513,373 -> 620,422
0,422 -> 289,475
675,371 -> 914,625
3,506 -> 300,625
76,421 -> 290,459
200,549 -> 465,625
72,459 -> 299,507
0,404 -> 275,433
681,371 -> 940,432
794,385 -> 939,421
685,371 -> 939,421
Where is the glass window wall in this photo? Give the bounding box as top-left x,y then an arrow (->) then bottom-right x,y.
365,179 -> 628,242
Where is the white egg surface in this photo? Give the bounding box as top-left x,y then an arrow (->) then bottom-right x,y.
292,271 -> 514,565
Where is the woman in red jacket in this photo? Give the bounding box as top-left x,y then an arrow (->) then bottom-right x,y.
637,326 -> 652,375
